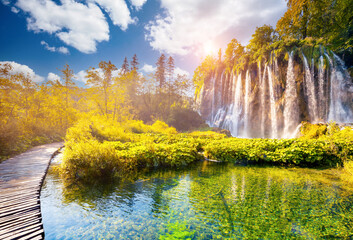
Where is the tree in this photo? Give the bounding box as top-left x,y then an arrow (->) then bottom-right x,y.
156,54 -> 166,89
166,56 -> 175,108
276,0 -> 310,40
247,25 -> 277,62
121,57 -> 130,75
167,56 -> 175,83
192,55 -> 217,99
86,61 -> 117,116
131,54 -> 139,72
15,73 -> 37,119
224,38 -> 244,72
0,63 -> 15,125
275,0 -> 353,53
59,64 -> 76,129
218,48 -> 222,63
248,25 -> 277,52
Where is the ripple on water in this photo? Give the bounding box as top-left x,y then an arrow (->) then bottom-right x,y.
41,156 -> 353,239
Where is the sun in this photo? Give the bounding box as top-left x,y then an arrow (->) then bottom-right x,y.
203,41 -> 217,56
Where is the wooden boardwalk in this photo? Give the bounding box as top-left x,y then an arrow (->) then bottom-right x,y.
0,142 -> 63,240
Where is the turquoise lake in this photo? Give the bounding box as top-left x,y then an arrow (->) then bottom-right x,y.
40,155 -> 353,239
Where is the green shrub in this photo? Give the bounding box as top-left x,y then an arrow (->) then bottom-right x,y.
204,138 -> 343,167
61,116 -> 204,181
61,119 -> 353,182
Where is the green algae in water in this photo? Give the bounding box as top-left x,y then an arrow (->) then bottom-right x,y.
41,158 -> 353,239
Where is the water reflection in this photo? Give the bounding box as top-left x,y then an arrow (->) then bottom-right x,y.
41,156 -> 353,239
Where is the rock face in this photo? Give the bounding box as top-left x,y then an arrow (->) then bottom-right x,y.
196,49 -> 353,138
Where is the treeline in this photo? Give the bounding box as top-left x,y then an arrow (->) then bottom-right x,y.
194,0 -> 353,92
0,54 -> 203,160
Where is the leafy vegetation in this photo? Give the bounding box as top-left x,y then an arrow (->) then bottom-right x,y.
0,54 -> 203,161
61,118 -> 353,183
204,122 -> 353,168
60,116 -> 226,182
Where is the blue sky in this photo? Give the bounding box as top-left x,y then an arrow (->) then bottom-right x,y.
0,0 -> 286,84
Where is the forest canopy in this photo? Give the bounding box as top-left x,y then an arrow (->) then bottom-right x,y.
0,55 -> 204,160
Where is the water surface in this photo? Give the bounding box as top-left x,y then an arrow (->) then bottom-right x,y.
41,155 -> 353,239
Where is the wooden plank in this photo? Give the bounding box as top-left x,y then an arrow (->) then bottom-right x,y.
0,198 -> 39,208
0,179 -> 41,188
18,228 -> 44,240
0,216 -> 41,231
0,198 -> 39,210
0,218 -> 41,235
0,194 -> 38,204
0,142 -> 63,239
0,224 -> 42,239
0,190 -> 39,199
0,204 -> 40,218
0,190 -> 39,200
0,185 -> 40,192
0,202 -> 40,216
0,210 -> 41,225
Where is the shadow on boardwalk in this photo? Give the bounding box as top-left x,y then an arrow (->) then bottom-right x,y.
0,142 -> 63,240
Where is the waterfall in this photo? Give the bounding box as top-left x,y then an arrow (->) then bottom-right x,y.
199,48 -> 352,139
207,73 -> 217,126
303,54 -> 318,122
318,55 -> 325,120
231,74 -> 243,136
260,64 -> 267,138
267,65 -> 278,138
326,53 -> 353,122
243,70 -> 251,137
222,73 -> 237,134
283,52 -> 299,137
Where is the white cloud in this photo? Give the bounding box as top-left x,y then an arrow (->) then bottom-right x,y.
130,0 -> 147,10
145,0 -> 287,55
41,41 -> 70,54
9,0 -> 144,54
47,72 -> 61,82
0,61 -> 44,83
75,70 -> 88,83
141,63 -> 156,73
75,68 -> 121,83
57,46 -> 70,54
174,67 -> 189,77
93,0 -> 136,30
15,0 -> 109,54
1,0 -> 10,5
141,63 -> 189,78
11,6 -> 19,13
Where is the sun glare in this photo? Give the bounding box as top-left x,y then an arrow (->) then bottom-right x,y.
203,41 -> 217,56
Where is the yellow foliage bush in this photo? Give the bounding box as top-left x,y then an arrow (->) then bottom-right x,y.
61,116 -> 203,182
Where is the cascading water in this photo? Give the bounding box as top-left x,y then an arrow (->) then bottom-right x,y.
199,48 -> 353,138
283,51 -> 299,137
303,54 -> 318,122
260,64 -> 267,138
267,65 -> 278,139
326,53 -> 353,122
243,70 -> 251,137
208,74 -> 217,126
318,55 -> 325,120
230,74 -> 243,136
